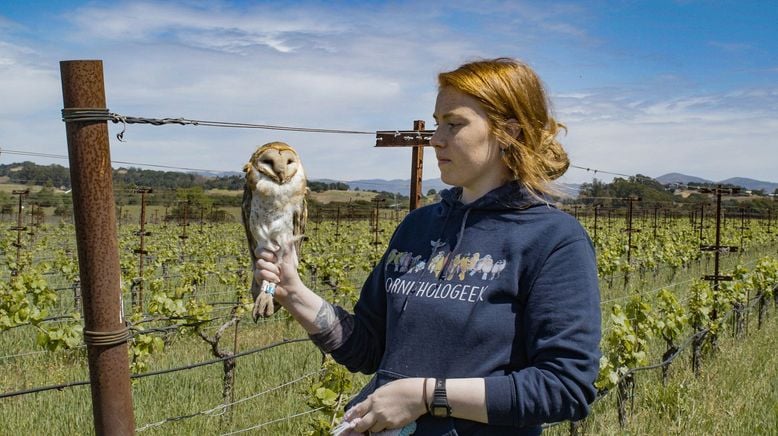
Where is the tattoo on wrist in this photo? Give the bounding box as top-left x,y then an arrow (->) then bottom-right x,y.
313,301 -> 338,331
308,303 -> 354,353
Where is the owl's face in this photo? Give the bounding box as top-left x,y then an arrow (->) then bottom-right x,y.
250,143 -> 301,184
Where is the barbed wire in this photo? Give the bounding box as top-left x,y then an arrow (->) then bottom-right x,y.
60,109 -> 376,138
568,164 -> 658,182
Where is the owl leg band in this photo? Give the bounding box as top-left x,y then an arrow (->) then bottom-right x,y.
262,282 -> 277,296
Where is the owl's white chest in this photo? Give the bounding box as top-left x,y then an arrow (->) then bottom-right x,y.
247,176 -> 304,249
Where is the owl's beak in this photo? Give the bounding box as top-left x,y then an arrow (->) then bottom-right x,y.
276,169 -> 292,184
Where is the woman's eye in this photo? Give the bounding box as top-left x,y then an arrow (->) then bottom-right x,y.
433,122 -> 461,129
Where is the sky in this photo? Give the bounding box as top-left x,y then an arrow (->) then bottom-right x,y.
0,0 -> 776,187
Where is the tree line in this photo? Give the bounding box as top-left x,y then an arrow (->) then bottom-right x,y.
572,175 -> 777,213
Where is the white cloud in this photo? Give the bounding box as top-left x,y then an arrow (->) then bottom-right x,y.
557,87 -> 778,183
0,41 -> 61,116
0,1 -> 775,188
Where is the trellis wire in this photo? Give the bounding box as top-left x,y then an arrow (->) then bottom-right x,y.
0,337 -> 310,399
220,406 -> 327,436
136,368 -> 325,432
552,290 -> 770,431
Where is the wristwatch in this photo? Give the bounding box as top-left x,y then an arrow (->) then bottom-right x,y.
430,378 -> 452,418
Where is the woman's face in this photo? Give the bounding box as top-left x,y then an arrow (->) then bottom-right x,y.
431,86 -> 511,203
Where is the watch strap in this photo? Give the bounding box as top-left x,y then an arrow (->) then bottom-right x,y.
430,378 -> 451,418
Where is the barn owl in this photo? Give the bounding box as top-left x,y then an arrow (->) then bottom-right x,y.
241,142 -> 308,321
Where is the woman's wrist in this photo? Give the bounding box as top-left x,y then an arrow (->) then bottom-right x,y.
422,378 -> 433,415
273,276 -> 306,304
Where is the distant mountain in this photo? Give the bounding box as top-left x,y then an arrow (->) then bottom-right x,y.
655,173 -> 778,193
555,183 -> 581,198
342,179 -> 452,195
207,170 -> 242,178
655,173 -> 713,185
310,178 -> 583,198
719,177 -> 778,194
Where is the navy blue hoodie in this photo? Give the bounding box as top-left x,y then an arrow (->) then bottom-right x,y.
318,181 -> 601,435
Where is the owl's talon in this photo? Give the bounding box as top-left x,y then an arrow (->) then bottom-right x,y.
252,291 -> 275,322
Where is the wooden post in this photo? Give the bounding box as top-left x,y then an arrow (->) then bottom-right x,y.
410,120 -> 425,210
375,121 -> 434,211
60,59 -> 135,436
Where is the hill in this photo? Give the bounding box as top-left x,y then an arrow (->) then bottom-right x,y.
656,173 -> 778,193
344,178 -> 451,196
309,190 -> 378,204
655,173 -> 713,185
719,177 -> 778,194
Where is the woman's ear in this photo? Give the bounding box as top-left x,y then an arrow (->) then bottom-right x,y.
505,118 -> 522,139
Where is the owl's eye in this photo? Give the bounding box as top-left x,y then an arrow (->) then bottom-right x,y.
287,159 -> 294,165
261,159 -> 273,165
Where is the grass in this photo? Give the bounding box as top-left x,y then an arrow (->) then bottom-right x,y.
0,182 -> 68,195
1,222 -> 776,435
547,304 -> 778,436
308,190 -> 378,204
0,309 -> 368,435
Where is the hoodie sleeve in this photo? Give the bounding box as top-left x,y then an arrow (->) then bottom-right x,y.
312,211 -> 424,374
485,237 -> 601,427
326,261 -> 388,374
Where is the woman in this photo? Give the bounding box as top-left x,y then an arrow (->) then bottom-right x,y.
255,58 -> 601,435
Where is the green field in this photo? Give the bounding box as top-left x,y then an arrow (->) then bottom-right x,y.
0,211 -> 777,435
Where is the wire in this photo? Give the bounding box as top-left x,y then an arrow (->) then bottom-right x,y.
136,368 -> 325,432
0,148 -> 428,191
0,337 -> 310,400
220,406 -> 327,436
1,149 -> 226,174
60,109 -> 375,136
569,164 -> 658,182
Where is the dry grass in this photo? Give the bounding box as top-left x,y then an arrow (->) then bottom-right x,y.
309,189 -> 378,204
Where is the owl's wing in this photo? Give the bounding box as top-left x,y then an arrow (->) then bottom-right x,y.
293,191 -> 307,254
242,182 -> 266,302
241,182 -> 257,267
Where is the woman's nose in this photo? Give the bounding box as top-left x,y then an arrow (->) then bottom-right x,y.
429,128 -> 443,148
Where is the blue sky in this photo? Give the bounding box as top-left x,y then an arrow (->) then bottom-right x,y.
0,0 -> 776,186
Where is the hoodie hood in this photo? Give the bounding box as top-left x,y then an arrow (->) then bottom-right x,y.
439,180 -> 550,212
431,181 -> 552,275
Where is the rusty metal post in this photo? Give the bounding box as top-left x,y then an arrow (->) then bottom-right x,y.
335,206 -> 341,236
60,60 -> 135,436
698,203 -> 705,244
409,120 -> 425,211
134,188 -> 152,312
10,189 -> 29,275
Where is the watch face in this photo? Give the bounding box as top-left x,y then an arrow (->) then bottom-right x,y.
431,405 -> 447,417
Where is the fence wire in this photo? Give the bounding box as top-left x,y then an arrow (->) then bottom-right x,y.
136,368 -> 325,432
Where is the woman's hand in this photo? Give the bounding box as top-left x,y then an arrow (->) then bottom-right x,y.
343,378 -> 427,434
253,242 -> 304,300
